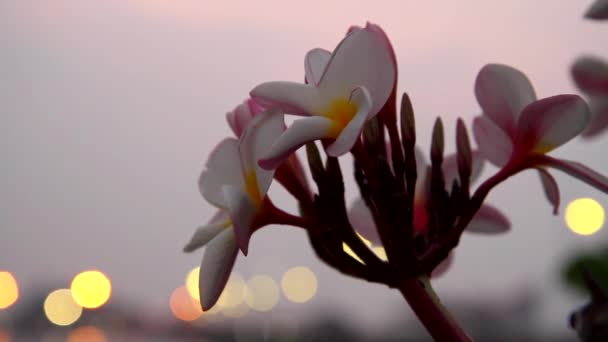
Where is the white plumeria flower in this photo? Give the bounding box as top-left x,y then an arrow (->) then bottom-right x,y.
251,23 -> 396,170
226,98 -> 265,137
183,109 -> 284,310
586,0 -> 608,19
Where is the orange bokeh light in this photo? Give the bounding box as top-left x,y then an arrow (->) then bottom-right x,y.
67,326 -> 107,342
170,286 -> 203,322
0,272 -> 19,310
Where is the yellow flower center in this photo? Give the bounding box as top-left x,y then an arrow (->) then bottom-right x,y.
244,170 -> 262,207
324,98 -> 358,137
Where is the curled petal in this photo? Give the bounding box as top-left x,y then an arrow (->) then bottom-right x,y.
472,115 -> 513,167
226,99 -> 264,137
347,197 -> 381,245
516,95 -> 590,154
223,185 -> 259,255
239,108 -> 285,196
317,23 -> 396,117
585,0 -> 608,19
571,56 -> 608,95
537,168 -> 560,215
465,204 -> 511,234
250,82 -> 325,116
326,87 -> 373,156
199,138 -> 244,208
258,116 -> 335,170
475,64 -> 537,135
199,229 -> 238,310
542,156 -> 608,193
305,48 -> 331,86
183,211 -> 231,252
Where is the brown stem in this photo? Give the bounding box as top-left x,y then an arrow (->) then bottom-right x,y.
398,276 -> 471,342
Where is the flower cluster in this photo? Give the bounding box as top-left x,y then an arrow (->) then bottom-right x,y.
184,22 -> 608,340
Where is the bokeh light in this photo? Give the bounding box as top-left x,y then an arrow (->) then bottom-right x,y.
0,272 -> 19,310
565,198 -> 605,236
67,326 -> 107,342
217,273 -> 246,309
169,286 -> 203,322
244,275 -> 280,312
0,328 -> 10,342
44,289 -> 83,326
70,270 -> 112,309
185,267 -> 200,301
281,266 -> 318,303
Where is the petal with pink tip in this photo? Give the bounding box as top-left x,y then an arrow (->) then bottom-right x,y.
537,168 -> 560,215
199,138 -> 244,208
475,64 -> 536,134
347,197 -> 381,245
223,185 -> 259,255
258,116 -> 335,170
250,81 -> 325,116
516,95 -> 590,154
571,56 -> 608,95
317,24 -> 396,117
305,48 -> 331,86
183,211 -> 231,252
541,156 -> 608,193
226,101 -> 254,137
326,87 -> 372,156
239,108 -> 285,196
472,115 -> 513,167
583,98 -> 608,138
465,204 -> 511,234
199,228 -> 238,310
586,0 -> 608,19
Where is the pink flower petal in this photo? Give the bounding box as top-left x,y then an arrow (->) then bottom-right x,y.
347,197 -> 381,245
239,108 -> 285,196
583,98 -> 608,138
516,95 -> 590,154
537,168 -> 560,215
223,185 -> 259,255
199,229 -> 238,310
250,81 -> 325,116
226,99 -> 260,137
305,48 -> 331,86
183,211 -> 231,252
475,64 -> 537,135
541,156 -> 608,193
325,87 -> 372,156
571,56 -> 608,95
472,115 -> 513,167
199,138 -> 244,208
465,204 -> 511,234
317,24 -> 396,117
258,116 -> 335,170
586,0 -> 608,19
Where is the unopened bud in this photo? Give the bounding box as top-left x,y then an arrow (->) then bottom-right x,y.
456,118 -> 472,183
430,117 -> 444,164
400,93 -> 416,147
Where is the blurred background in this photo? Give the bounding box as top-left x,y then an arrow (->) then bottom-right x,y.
2,0 -> 608,340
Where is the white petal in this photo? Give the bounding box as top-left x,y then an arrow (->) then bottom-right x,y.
326,87 -> 372,156
223,185 -> 259,255
258,116 -> 335,170
465,204 -> 511,234
199,229 -> 238,310
199,138 -> 244,208
183,211 -> 231,252
472,115 -> 513,167
305,48 -> 331,86
543,157 -> 608,193
583,97 -> 608,138
250,81 -> 326,116
475,64 -> 536,135
586,0 -> 608,20
571,56 -> 608,95
537,168 -> 560,215
239,108 -> 286,196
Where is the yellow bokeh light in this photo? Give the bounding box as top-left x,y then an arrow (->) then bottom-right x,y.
0,272 -> 19,310
185,267 -> 200,301
565,198 -> 605,236
217,273 -> 246,309
170,286 -> 203,321
281,267 -> 318,304
70,270 -> 112,309
44,289 -> 83,326
244,275 -> 279,312
67,326 -> 107,342
221,302 -> 250,318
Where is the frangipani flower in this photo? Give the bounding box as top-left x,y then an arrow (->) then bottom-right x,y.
226,98 -> 265,137
572,56 -> 608,138
473,64 -> 608,212
183,109 -> 284,310
251,23 -> 396,170
585,0 -> 608,20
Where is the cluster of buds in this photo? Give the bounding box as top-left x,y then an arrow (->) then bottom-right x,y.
184,21 -> 608,340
